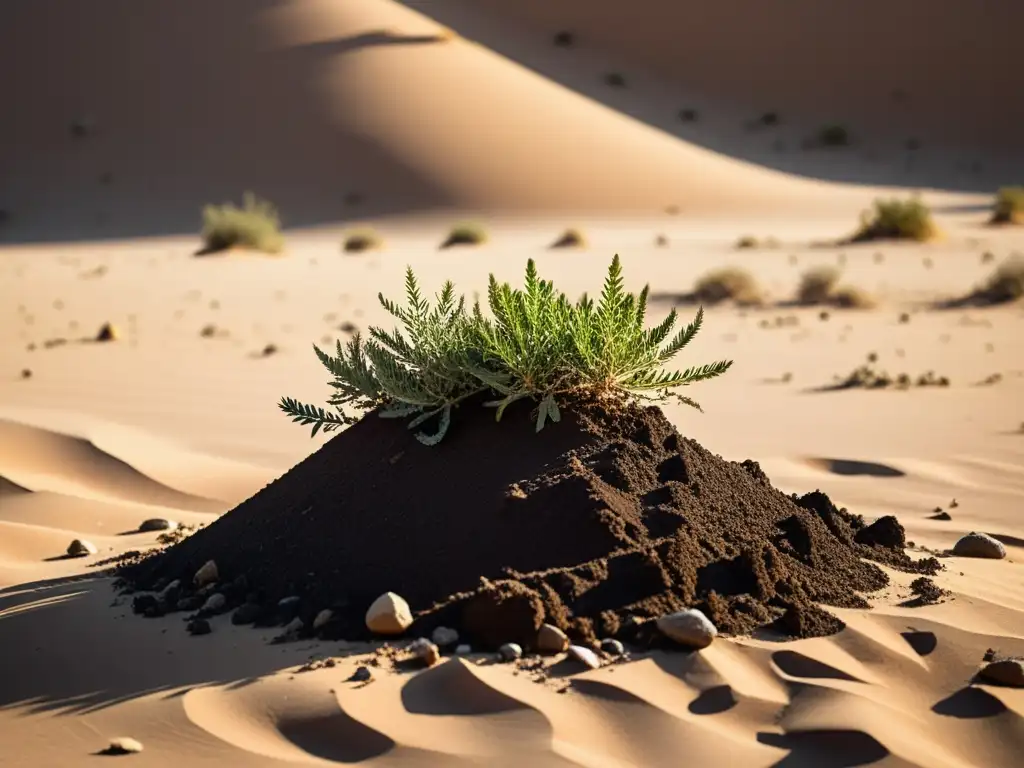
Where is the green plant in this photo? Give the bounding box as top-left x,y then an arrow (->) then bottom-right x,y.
693,267 -> 763,306
343,229 -> 383,253
280,255 -> 732,445
851,197 -> 937,242
991,186 -> 1024,225
200,193 -> 283,254
441,223 -> 488,249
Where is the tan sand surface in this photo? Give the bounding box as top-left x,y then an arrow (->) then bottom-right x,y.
2,0 -> 1024,765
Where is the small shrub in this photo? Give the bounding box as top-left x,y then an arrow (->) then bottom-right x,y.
343,229 -> 383,253
280,255 -> 732,445
796,266 -> 841,305
971,256 -> 1024,304
851,197 -> 937,243
441,223 -> 488,249
735,235 -> 759,249
200,193 -> 284,254
693,267 -> 763,306
830,285 -> 875,309
818,124 -> 850,147
550,228 -> 587,249
991,186 -> 1024,225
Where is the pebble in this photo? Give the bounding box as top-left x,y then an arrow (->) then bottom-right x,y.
193,560 -> 219,587
410,638 -> 441,667
952,532 -> 1006,559
537,623 -> 569,654
350,666 -> 373,683
569,645 -> 601,670
365,592 -> 413,635
656,609 -> 718,649
979,659 -> 1024,687
187,618 -> 212,636
313,609 -> 334,631
201,593 -> 227,613
600,638 -> 625,657
138,518 -> 177,532
431,626 -> 459,647
66,539 -> 97,557
499,642 -> 523,662
103,737 -> 143,755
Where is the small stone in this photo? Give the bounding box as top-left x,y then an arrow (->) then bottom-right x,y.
952,532 -> 1006,559
276,617 -> 304,640
455,644 -> 472,655
568,645 -> 601,670
187,618 -> 212,636
410,638 -> 441,667
350,666 -> 372,683
139,518 -> 177,532
66,539 -> 97,557
231,603 -> 262,625
536,623 -> 569,654
499,642 -> 523,662
431,626 -> 459,647
103,737 -> 143,755
194,560 -> 219,587
979,659 -> 1024,687
600,638 -> 625,657
201,593 -> 227,613
279,595 -> 301,609
656,609 -> 718,649
96,322 -> 119,342
365,592 -> 413,635
313,609 -> 334,631
131,595 -> 158,615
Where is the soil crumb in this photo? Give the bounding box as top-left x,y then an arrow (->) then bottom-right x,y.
118,399 -> 938,648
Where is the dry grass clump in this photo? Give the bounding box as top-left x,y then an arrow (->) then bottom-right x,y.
850,198 -> 937,243
200,193 -> 284,254
991,187 -> 1024,225
964,257 -> 1024,305
796,266 -> 873,308
441,223 -> 488,249
550,228 -> 587,249
343,229 -> 383,253
693,267 -> 763,306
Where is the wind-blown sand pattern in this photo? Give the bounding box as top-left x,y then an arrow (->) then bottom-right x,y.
2,0 -> 1024,765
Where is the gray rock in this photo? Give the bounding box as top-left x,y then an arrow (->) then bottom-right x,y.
410,638 -> 441,667
66,539 -> 97,557
536,623 -> 569,654
278,595 -> 301,609
139,518 -> 177,532
187,618 -> 212,636
193,560 -> 218,587
952,532 -> 1006,559
455,644 -> 472,655
277,617 -> 304,640
600,638 -> 625,657
231,603 -> 261,625
656,609 -> 718,649
201,593 -> 227,613
569,645 -> 601,670
499,642 -> 523,661
313,609 -> 334,631
103,737 -> 143,755
350,666 -> 372,683
431,626 -> 459,647
365,592 -> 413,635
979,658 -> 1024,687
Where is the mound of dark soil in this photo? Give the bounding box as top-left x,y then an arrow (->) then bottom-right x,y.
118,398 -> 938,649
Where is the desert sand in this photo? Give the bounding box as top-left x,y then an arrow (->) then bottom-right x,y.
2,0 -> 1023,766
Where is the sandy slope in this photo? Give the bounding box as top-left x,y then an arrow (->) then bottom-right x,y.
2,0 -> 1024,764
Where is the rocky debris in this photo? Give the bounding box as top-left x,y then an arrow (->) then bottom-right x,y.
187,618 -> 212,636
656,609 -> 718,649
193,560 -> 218,587
569,645 -> 601,670
979,658 -> 1024,687
431,626 -> 459,648
365,592 -> 413,635
600,638 -> 625,657
66,539 -> 98,557
929,510 -> 953,521
499,643 -> 523,662
350,666 -> 373,683
409,638 -> 441,667
139,518 -> 177,533
537,623 -> 569,654
907,577 -> 946,606
20,368 -> 32,379
313,609 -> 334,632
952,532 -> 1007,559
101,737 -> 143,755
855,516 -> 906,548
277,595 -> 302,621
201,593 -> 227,614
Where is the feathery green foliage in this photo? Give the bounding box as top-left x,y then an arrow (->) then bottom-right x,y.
200,192 -> 283,254
280,255 -> 732,445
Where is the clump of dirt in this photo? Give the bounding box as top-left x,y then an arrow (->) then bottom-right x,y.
906,576 -> 947,606
117,398 -> 938,649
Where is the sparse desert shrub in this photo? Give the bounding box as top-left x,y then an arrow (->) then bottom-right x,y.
829,285 -> 876,309
200,193 -> 284,254
796,266 -> 841,305
818,124 -> 850,147
280,255 -> 732,445
343,229 -> 383,253
551,228 -> 587,249
735,235 -> 759,249
970,256 -> 1024,304
851,198 -> 937,243
991,186 -> 1024,225
441,223 -> 488,249
693,267 -> 763,306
